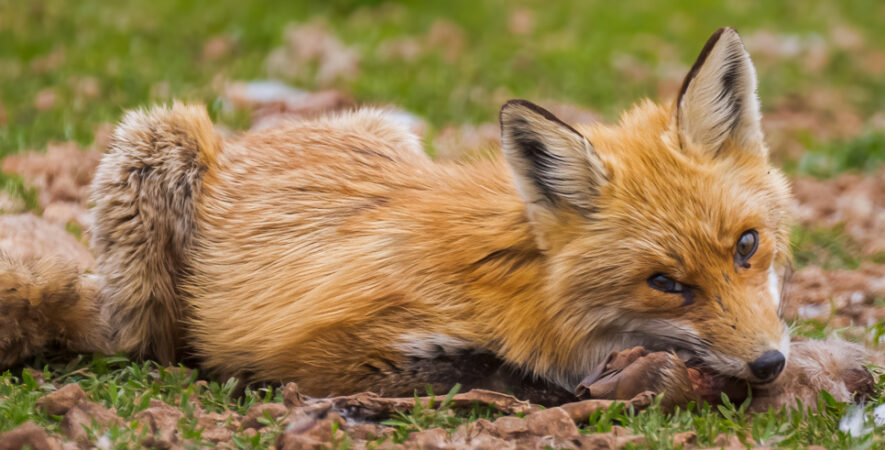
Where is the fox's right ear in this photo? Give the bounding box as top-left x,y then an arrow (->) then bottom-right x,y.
500,99 -> 607,229
677,27 -> 765,157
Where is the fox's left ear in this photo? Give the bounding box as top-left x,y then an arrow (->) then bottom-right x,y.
677,27 -> 765,157
500,99 -> 607,248
500,99 -> 606,214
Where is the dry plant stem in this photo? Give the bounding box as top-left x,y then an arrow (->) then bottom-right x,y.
303,388 -> 654,423
304,389 -> 539,420
559,391 -> 656,423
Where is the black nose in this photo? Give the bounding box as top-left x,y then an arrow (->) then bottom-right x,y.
748,350 -> 786,381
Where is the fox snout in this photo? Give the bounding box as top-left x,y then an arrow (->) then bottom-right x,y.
715,310 -> 791,384
749,350 -> 786,382
715,301 -> 791,384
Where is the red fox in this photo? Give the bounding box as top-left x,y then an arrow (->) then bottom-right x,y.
1,28 -> 793,402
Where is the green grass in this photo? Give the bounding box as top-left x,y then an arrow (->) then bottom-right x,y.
791,224 -> 863,270
382,384 -> 500,443
0,172 -> 40,213
1,0 -> 884,448
4,358 -> 882,448
622,388 -> 885,448
388,381 -> 885,448
1,355 -> 287,447
2,0 -> 885,157
787,131 -> 885,178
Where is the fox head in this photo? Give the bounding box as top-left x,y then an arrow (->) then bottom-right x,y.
500,28 -> 792,385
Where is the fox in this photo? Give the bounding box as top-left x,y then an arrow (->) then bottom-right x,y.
0,27 -> 794,403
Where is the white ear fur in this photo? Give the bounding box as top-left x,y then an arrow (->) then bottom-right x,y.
677,27 -> 765,156
499,99 -> 606,215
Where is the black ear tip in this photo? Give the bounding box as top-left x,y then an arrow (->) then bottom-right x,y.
500,99 -> 535,126
500,99 -> 535,114
499,99 -> 569,126
715,26 -> 743,41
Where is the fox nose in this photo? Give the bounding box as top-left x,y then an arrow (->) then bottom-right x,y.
748,350 -> 785,382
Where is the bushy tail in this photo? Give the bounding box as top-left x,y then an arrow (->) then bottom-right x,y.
90,103 -> 219,363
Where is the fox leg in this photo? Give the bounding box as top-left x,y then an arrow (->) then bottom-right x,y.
0,254 -> 113,368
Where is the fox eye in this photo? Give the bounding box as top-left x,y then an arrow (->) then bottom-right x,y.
648,274 -> 684,293
735,229 -> 758,267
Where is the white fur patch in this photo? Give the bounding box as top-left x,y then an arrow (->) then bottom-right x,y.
767,263 -> 781,309
394,333 -> 471,359
778,327 -> 791,363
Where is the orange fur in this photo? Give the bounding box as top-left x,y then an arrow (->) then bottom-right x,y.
179,94 -> 791,394
2,28 -> 796,399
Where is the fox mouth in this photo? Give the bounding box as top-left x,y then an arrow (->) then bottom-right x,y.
647,337 -> 759,396
645,345 -> 755,403
622,322 -> 766,384
616,321 -> 783,395
677,351 -> 752,404
577,344 -> 751,406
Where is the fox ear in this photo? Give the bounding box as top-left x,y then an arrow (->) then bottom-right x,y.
500,99 -> 607,217
677,27 -> 765,156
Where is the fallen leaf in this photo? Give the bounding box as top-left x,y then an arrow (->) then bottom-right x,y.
134,399 -> 185,448
34,88 -> 56,111
0,214 -> 95,271
2,142 -> 102,208
61,401 -> 123,444
203,35 -> 233,61
266,20 -> 360,86
35,383 -> 87,416
508,8 -> 535,35
0,422 -> 61,450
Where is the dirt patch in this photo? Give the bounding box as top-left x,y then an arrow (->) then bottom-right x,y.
2,142 -> 100,208
433,122 -> 500,161
784,263 -> 885,324
764,92 -> 865,163
792,168 -> 885,255
202,35 -> 234,62
135,398 -> 187,447
2,142 -> 101,233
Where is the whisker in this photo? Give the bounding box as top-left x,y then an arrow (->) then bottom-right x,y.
619,329 -> 711,352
